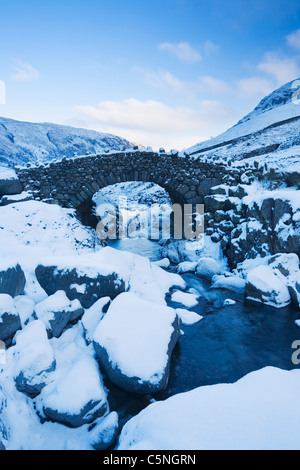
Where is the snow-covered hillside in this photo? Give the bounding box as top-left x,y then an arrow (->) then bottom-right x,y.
184,79 -> 300,173
0,117 -> 131,167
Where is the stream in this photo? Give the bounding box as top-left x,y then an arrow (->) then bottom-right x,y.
106,238 -> 300,427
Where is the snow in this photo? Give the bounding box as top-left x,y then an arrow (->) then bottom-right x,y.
37,355 -> 106,416
175,308 -> 203,325
34,291 -> 82,330
223,299 -> 236,306
13,320 -> 55,386
170,290 -> 199,308
246,265 -> 291,308
93,246 -> 185,305
242,185 -> 300,213
177,261 -> 198,273
118,367 -> 300,450
93,292 -> 178,383
0,294 -> 17,319
152,258 -> 170,269
195,257 -> 223,280
11,296 -> 35,327
81,297 -> 111,344
211,274 -> 246,293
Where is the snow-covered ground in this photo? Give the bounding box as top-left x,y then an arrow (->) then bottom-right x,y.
118,367 -> 300,450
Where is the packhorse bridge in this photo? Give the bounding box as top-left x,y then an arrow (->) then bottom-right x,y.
15,150 -> 243,224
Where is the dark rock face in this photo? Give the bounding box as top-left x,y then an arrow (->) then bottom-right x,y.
14,361 -> 56,398
35,265 -> 126,309
0,264 -> 26,297
0,295 -> 21,343
0,311 -> 21,343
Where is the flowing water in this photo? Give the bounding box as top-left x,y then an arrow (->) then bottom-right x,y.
107,238 -> 300,425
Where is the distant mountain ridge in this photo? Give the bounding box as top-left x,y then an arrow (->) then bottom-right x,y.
184,79 -> 300,174
0,117 -> 132,167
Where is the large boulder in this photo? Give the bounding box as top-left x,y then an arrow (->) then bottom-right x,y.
0,262 -> 26,297
13,320 -> 56,397
34,290 -> 84,338
35,257 -> 126,309
93,292 -> 181,394
245,265 -> 291,308
37,356 -> 108,428
0,294 -> 21,343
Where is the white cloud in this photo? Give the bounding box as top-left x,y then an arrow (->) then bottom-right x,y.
198,76 -> 232,95
158,42 -> 202,63
203,40 -> 219,56
11,60 -> 40,82
133,67 -> 189,95
234,76 -> 274,98
286,29 -> 300,51
75,98 -> 235,150
257,53 -> 300,85
77,98 -> 203,134
198,75 -> 273,99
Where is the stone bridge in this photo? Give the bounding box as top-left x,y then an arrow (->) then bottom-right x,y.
15,150 -> 242,222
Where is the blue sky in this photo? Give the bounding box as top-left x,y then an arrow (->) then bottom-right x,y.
1,0 -> 300,149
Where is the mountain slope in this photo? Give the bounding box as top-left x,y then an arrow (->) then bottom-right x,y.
184,79 -> 300,174
0,117 -> 131,167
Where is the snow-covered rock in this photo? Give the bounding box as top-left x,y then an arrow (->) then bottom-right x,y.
14,296 -> 35,327
245,265 -> 291,308
152,258 -> 170,269
0,294 -> 21,343
170,290 -> 199,308
223,299 -> 236,306
267,253 -> 299,277
195,257 -> 223,280
81,297 -> 111,344
0,191 -> 33,206
177,261 -> 198,273
35,258 -> 126,309
13,320 -> 56,397
175,308 -> 203,325
211,274 -> 246,293
34,291 -> 84,338
117,367 -> 300,450
37,355 -> 108,428
0,261 -> 26,297
88,411 -> 119,450
93,292 -> 181,394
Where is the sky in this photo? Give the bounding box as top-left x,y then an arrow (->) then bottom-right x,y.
0,0 -> 300,150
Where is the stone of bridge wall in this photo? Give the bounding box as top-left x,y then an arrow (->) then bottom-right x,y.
15,151 -> 242,208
